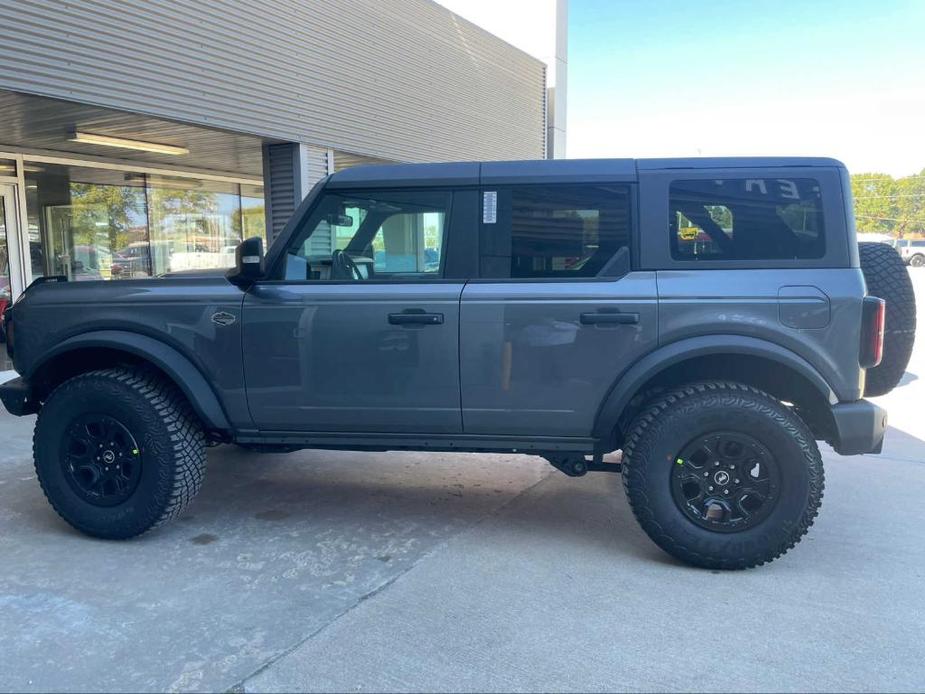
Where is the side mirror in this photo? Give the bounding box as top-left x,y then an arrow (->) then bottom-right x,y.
226,236 -> 265,287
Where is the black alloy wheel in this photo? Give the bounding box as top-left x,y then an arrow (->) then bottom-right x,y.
621,382 -> 824,569
61,414 -> 143,506
34,367 -> 206,539
670,431 -> 780,532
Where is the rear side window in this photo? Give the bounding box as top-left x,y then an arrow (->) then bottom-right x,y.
480,184 -> 631,279
669,178 -> 825,261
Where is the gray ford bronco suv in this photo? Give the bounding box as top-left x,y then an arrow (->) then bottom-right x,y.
1,158 -> 916,570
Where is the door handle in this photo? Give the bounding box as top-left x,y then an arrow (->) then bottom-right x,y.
388,311 -> 444,325
580,311 -> 639,325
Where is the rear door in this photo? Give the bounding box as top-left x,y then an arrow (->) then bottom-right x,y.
460,173 -> 658,438
243,187 -> 470,433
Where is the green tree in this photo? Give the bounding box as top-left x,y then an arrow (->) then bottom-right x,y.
69,183 -> 145,252
231,204 -> 266,239
852,172 -> 896,235
851,169 -> 925,238
893,169 -> 925,237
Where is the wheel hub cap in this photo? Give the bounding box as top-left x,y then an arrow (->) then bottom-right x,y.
670,431 -> 781,532
61,414 -> 142,507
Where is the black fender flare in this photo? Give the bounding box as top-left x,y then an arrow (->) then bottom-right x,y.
28,330 -> 232,432
592,334 -> 837,439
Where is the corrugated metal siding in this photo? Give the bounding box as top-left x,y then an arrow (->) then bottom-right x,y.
0,0 -> 546,162
303,146 -> 334,253
334,151 -> 395,172
264,143 -> 331,240
264,143 -> 298,239
304,146 -> 331,185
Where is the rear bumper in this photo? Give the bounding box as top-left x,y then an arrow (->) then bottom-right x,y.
829,399 -> 887,455
0,377 -> 38,417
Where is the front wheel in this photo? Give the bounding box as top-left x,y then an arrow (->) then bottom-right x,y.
622,382 -> 824,570
33,368 -> 206,539
910,254 -> 925,268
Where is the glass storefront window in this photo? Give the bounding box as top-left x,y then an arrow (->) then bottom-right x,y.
0,196 -> 10,304
0,192 -> 9,371
23,164 -> 265,281
240,184 -> 266,241
25,165 -> 148,281
147,175 -> 241,275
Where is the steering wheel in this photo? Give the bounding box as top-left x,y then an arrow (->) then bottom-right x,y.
331,249 -> 362,280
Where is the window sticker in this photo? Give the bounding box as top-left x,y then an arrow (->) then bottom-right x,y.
483,191 -> 497,224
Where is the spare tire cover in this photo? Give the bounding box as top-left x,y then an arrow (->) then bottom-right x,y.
858,242 -> 916,397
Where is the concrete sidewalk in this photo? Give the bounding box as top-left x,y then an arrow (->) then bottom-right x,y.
2,421 -> 923,693
1,272 -> 924,693
246,446 -> 925,694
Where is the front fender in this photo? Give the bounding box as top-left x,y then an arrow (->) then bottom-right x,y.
29,330 -> 231,432
592,334 -> 838,439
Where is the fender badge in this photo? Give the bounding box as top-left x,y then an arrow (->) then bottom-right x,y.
211,311 -> 237,326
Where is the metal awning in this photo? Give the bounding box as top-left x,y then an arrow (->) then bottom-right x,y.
0,90 -> 264,177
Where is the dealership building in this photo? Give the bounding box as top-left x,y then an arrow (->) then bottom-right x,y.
0,0 -> 557,307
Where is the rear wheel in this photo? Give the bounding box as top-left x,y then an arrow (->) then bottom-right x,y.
910,253 -> 925,268
858,242 -> 916,396
33,368 -> 206,539
622,382 -> 824,570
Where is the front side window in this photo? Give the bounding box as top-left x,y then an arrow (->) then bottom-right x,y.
282,190 -> 449,281
481,184 -> 631,279
670,178 -> 825,260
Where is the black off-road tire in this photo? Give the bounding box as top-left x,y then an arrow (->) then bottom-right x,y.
33,368 -> 206,539
859,242 -> 916,397
622,382 -> 824,570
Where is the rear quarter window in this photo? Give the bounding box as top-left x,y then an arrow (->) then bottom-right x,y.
669,178 -> 825,261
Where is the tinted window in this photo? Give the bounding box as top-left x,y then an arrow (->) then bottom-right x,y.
480,184 -> 631,279
282,190 -> 449,280
669,178 -> 824,260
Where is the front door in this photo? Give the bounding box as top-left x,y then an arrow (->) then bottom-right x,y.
243,188 -> 464,433
460,182 -> 658,438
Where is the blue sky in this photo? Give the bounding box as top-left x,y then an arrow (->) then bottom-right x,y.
567,0 -> 925,175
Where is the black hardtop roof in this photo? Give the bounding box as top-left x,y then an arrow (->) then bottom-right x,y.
325,157 -> 847,189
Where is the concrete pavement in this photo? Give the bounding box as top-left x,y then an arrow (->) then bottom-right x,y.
1,272 -> 924,692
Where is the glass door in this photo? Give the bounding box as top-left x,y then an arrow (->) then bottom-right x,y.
0,185 -> 18,309
0,183 -> 24,370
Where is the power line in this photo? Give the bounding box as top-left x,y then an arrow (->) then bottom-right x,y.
851,171 -> 925,181
856,214 -> 923,222
852,174 -> 925,182
855,193 -> 925,199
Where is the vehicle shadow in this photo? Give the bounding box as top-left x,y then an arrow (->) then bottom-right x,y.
11,444 -> 672,567
16,420 -> 924,572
